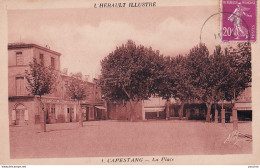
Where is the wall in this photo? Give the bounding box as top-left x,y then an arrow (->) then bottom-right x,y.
8,46 -> 62,98
236,86 -> 252,103
8,48 -> 33,97
8,97 -> 36,126
33,47 -> 60,71
8,48 -> 34,67
8,66 -> 30,97
143,97 -> 166,107
8,44 -> 101,126
107,101 -> 143,121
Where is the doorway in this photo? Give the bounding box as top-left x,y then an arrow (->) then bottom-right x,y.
15,104 -> 27,125
86,107 -> 89,121
67,107 -> 74,122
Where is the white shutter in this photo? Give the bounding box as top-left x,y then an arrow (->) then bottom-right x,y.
12,110 -> 16,120
16,78 -> 21,96
24,110 -> 29,120
74,104 -> 77,118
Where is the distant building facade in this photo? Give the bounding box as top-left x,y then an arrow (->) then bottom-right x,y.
107,87 -> 252,122
107,97 -> 167,121
8,43 -> 105,126
235,86 -> 252,121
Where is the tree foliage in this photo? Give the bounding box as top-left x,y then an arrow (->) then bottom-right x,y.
25,58 -> 57,132
100,40 -> 164,103
99,40 -> 165,121
170,54 -> 195,102
25,58 -> 57,97
222,42 -> 252,101
185,43 -> 251,121
65,72 -> 88,127
100,40 -> 251,122
66,72 -> 88,101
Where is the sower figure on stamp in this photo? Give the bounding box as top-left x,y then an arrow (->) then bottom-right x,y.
228,2 -> 252,39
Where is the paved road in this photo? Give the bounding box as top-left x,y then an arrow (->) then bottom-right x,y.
9,120 -> 252,158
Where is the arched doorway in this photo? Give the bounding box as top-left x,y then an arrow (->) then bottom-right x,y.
14,104 -> 27,125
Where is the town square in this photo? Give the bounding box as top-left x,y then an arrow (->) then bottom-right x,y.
5,0 -> 254,162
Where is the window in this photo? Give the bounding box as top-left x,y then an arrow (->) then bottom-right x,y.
51,57 -> 55,69
16,52 -> 23,65
39,54 -> 44,66
16,77 -> 25,96
51,104 -> 55,114
51,104 -> 56,119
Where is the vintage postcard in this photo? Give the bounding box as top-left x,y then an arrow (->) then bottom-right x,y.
0,0 -> 259,165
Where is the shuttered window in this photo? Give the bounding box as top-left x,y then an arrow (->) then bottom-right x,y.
24,110 -> 29,120
12,110 -> 16,120
40,54 -> 44,66
16,77 -> 25,96
16,52 -> 23,65
51,104 -> 56,119
51,57 -> 55,69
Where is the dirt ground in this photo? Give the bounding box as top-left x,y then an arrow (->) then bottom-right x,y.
9,120 -> 252,158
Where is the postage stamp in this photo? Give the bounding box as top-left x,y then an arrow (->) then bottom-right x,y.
222,0 -> 257,42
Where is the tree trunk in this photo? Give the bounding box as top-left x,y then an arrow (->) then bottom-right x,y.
129,100 -> 135,122
206,102 -> 212,122
78,101 -> 83,127
39,96 -> 46,132
221,108 -> 226,124
121,88 -> 135,121
178,102 -> 184,119
214,109 -> 218,123
166,100 -> 170,120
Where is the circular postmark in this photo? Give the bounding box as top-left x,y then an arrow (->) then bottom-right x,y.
200,12 -> 251,44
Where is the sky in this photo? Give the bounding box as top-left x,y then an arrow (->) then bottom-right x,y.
8,5 -> 220,79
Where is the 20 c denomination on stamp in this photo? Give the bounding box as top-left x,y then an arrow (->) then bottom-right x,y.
222,0 -> 257,42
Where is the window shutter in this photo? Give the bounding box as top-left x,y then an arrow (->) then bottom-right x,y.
12,110 -> 16,120
55,109 -> 58,119
24,110 -> 29,120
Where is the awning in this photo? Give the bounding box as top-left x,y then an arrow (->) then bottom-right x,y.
144,107 -> 165,112
95,106 -> 106,110
235,102 -> 252,111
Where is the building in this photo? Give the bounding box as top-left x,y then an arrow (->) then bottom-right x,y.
81,78 -> 107,121
234,86 -> 252,121
107,97 -> 166,121
8,43 -> 105,126
142,97 -> 166,120
107,86 -> 252,122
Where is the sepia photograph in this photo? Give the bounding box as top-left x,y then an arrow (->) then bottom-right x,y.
1,0 -> 259,165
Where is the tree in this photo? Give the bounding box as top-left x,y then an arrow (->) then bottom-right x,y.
65,72 -> 88,127
153,56 -> 175,119
25,58 -> 57,132
186,43 -> 251,122
170,55 -> 197,118
99,40 -> 164,121
221,42 -> 252,101
156,54 -> 195,119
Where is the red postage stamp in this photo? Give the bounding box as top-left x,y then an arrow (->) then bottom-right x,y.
222,0 -> 257,42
